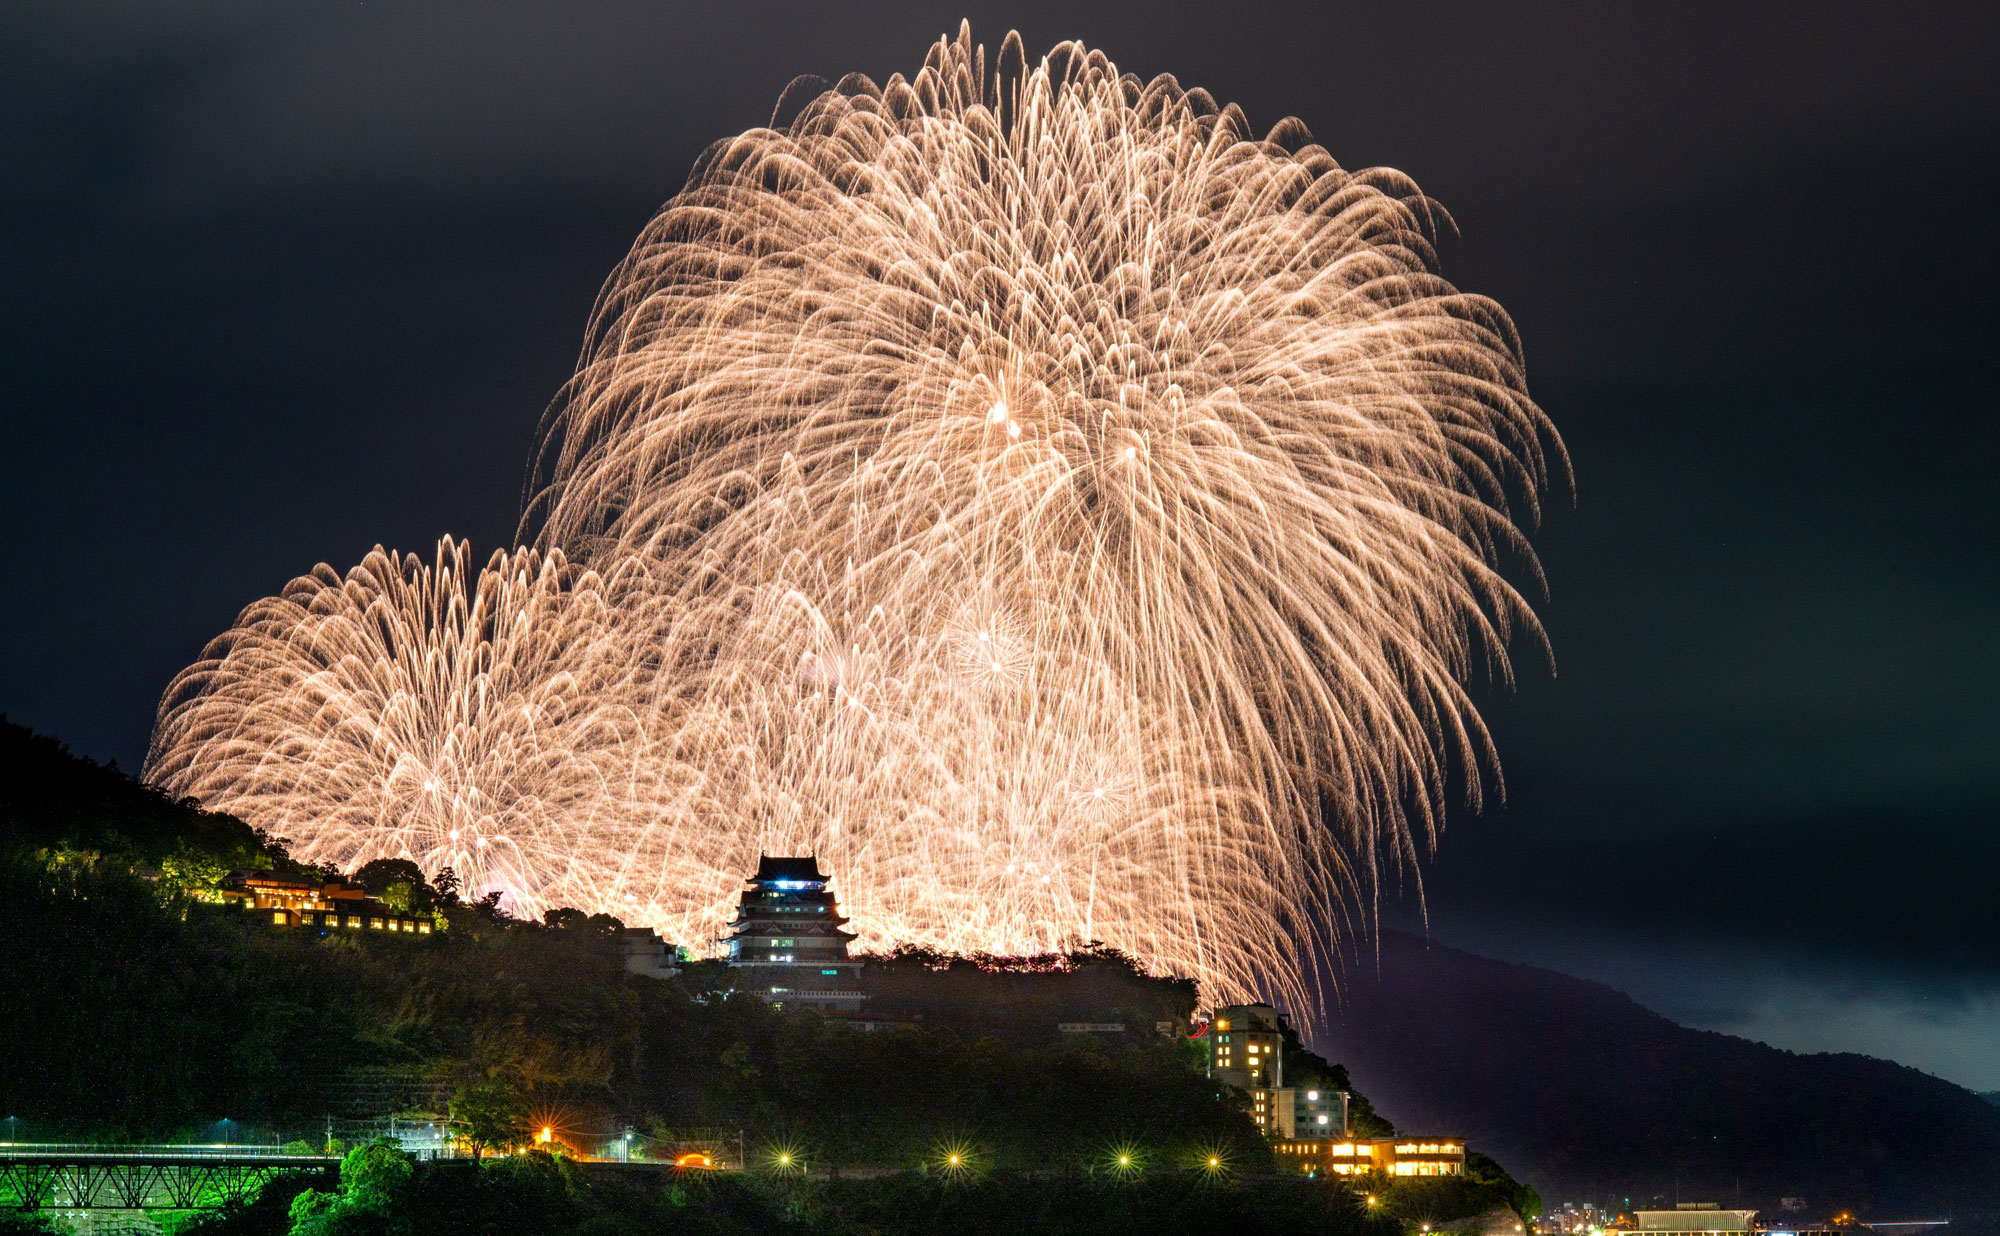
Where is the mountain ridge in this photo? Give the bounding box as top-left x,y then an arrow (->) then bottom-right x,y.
1315,931 -> 2000,1225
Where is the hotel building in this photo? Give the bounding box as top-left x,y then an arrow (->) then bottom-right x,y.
1274,1136 -> 1466,1177
1209,1003 -> 1285,1089
217,872 -> 431,934
1249,1087 -> 1295,1138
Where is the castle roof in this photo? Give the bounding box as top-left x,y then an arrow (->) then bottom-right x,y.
753,855 -> 828,882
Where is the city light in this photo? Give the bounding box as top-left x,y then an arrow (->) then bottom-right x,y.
933,1138 -> 977,1180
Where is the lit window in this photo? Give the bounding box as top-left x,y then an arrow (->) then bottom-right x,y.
1318,1115 -> 1329,1125
272,911 -> 288,925
1307,1090 -> 1318,1100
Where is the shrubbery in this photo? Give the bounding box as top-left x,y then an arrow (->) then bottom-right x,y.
178,1141 -> 1402,1236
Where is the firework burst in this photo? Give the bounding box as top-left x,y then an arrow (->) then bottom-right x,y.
149,26 -> 1563,1015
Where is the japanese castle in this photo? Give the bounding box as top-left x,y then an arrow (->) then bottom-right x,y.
722,855 -> 864,1012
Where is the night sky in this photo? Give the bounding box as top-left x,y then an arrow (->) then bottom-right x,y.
5,4 -> 1995,1088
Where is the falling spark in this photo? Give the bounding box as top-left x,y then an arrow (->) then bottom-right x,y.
148,27 -> 1563,1016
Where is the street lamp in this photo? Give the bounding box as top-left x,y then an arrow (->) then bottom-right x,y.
5,1116 -> 17,1144
220,1118 -> 232,1147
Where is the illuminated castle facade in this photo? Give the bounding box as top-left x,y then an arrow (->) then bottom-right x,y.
723,855 -> 864,1012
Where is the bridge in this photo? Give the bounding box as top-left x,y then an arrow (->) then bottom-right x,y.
0,1145 -> 336,1213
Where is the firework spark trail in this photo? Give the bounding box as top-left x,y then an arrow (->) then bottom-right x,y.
149,540 -> 710,930
148,27 -> 1564,1013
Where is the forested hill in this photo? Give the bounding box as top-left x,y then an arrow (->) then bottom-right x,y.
1318,931 -> 2000,1226
0,715 -> 270,866
0,716 -> 1255,1164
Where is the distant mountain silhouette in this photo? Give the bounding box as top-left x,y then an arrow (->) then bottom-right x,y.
1315,932 -> 2000,1227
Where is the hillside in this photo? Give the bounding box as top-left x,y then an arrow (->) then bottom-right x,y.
0,719 -> 1267,1172
1316,932 -> 2000,1225
0,716 -> 270,866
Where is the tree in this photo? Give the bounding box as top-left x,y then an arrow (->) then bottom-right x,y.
451,1080 -> 529,1158
1466,1151 -> 1542,1225
286,1141 -> 411,1236
157,843 -> 231,904
349,859 -> 432,910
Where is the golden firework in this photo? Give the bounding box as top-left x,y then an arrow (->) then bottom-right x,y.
149,27 -> 1563,1015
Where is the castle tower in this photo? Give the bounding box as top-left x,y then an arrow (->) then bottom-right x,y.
723,855 -> 864,1012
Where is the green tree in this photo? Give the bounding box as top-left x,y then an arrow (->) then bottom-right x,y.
286,1141 -> 411,1236
451,1080 -> 529,1158
349,859 -> 432,911
1466,1151 -> 1542,1225
157,843 -> 232,904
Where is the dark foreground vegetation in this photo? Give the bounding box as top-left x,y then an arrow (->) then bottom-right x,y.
84,1141 -> 1404,1236
0,718 -> 1539,1233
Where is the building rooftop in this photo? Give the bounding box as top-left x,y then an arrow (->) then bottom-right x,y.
752,855 -> 828,883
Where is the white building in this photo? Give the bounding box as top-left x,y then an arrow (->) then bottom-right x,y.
1633,1206 -> 1756,1234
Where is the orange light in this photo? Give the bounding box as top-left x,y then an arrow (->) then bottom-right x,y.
538,1127 -> 552,1144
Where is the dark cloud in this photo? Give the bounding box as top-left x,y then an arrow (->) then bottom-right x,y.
3,0 -> 1995,1085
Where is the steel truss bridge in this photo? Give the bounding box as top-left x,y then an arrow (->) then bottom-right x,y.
0,1145 -> 335,1213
